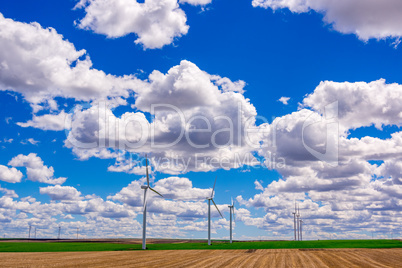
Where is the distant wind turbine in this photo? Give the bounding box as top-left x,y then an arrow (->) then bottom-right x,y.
28,224 -> 32,239
300,219 -> 304,241
58,226 -> 61,240
141,155 -> 163,250
292,201 -> 297,241
228,198 -> 235,244
207,177 -> 223,246
296,204 -> 300,241
34,227 -> 37,239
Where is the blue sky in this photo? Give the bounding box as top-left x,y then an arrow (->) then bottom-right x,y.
0,0 -> 401,240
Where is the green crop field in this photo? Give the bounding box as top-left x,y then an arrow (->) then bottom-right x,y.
0,239 -> 401,252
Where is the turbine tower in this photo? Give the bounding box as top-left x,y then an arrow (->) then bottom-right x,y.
296,204 -> 300,241
141,155 -> 163,250
34,227 -> 37,239
58,226 -> 61,240
77,227 -> 79,239
300,219 -> 304,241
207,176 -> 223,246
28,224 -> 32,239
292,201 -> 297,241
228,198 -> 235,244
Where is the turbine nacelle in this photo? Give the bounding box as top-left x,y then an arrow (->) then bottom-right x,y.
228,197 -> 235,208
206,177 -> 223,219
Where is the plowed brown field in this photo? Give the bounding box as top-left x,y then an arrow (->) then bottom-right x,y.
1,248 -> 401,267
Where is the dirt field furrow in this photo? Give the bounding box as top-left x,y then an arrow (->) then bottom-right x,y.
253,250 -> 272,267
184,251 -> 223,268
1,248 -> 401,268
219,253 -> 249,268
274,250 -> 288,268
297,250 -> 319,268
305,251 -> 330,268
198,252 -> 237,268
329,250 -> 362,267
358,249 -> 401,268
171,252 -> 217,268
344,250 -> 388,268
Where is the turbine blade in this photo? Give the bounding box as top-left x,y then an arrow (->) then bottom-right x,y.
149,187 -> 163,198
143,188 -> 148,212
233,198 -> 236,220
233,207 -> 236,222
231,197 -> 233,207
145,155 -> 150,187
211,176 -> 217,198
211,199 -> 223,218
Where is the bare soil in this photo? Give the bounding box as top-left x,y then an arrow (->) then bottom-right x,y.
1,248 -> 401,267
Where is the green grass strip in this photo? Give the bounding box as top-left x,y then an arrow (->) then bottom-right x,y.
0,239 -> 400,252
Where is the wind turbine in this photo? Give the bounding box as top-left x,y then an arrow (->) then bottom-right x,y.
141,155 -> 163,250
28,224 -> 32,239
296,204 -> 300,241
300,219 -> 304,241
58,226 -> 61,240
228,198 -> 235,243
292,201 -> 297,241
206,177 -> 223,246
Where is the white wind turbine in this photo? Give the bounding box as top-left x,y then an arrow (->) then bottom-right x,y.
292,201 -> 297,241
300,218 -> 304,241
296,204 -> 300,241
228,198 -> 235,244
141,156 -> 163,250
207,177 -> 223,246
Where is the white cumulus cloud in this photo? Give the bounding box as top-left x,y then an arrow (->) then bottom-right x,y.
75,0 -> 189,49
40,185 -> 82,201
179,0 -> 212,6
303,79 -> 402,132
66,60 -> 261,174
8,153 -> 66,185
17,111 -> 71,131
278,96 -> 290,105
0,165 -> 23,183
0,13 -> 144,112
252,0 -> 402,44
